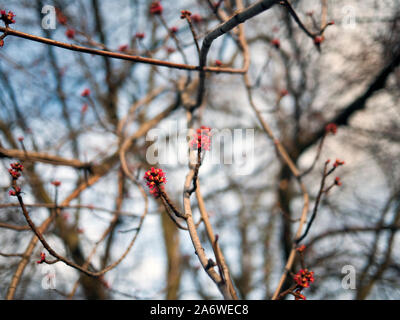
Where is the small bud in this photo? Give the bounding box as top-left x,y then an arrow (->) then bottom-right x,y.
271,38 -> 280,49
149,1 -> 163,15
334,177 -> 342,186
314,36 -> 324,45
37,252 -> 46,264
135,32 -> 145,39
81,88 -> 91,97
118,44 -> 128,52
51,180 -> 61,187
65,28 -> 76,39
191,14 -> 202,24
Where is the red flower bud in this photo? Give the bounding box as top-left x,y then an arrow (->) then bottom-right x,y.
118,44 -> 128,52
81,88 -> 91,97
149,1 -> 163,15
37,252 -> 46,264
271,38 -> 280,49
144,167 -> 167,197
51,180 -> 61,187
191,14 -> 202,24
314,36 -> 324,45
1,10 -> 16,25
325,123 -> 337,135
135,32 -> 145,39
65,28 -> 75,39
334,177 -> 342,186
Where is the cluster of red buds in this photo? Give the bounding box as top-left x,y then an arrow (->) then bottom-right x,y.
325,123 -> 337,135
180,10 -> 191,19
149,1 -> 163,15
8,162 -> 24,196
144,167 -> 166,197
293,268 -> 315,289
214,60 -> 222,67
1,10 -> 16,25
334,177 -> 342,186
189,126 -> 212,151
9,162 -> 24,180
37,252 -> 46,264
333,159 -> 345,168
9,186 -> 21,197
293,289 -> 306,300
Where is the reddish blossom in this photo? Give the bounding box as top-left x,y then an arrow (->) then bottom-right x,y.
328,20 -> 335,25
81,88 -> 91,97
293,269 -> 315,288
65,28 -> 76,39
314,35 -> 324,45
18,136 -> 24,142
55,8 -> 67,25
271,38 -> 280,49
334,177 -> 342,186
180,10 -> 191,19
170,26 -> 178,34
9,162 -> 24,180
11,162 -> 24,172
0,40 -> 4,48
333,159 -> 345,168
37,252 -> 46,264
189,126 -> 212,151
144,167 -> 167,197
191,14 -> 202,24
149,1 -> 163,15
166,47 -> 175,54
325,123 -> 337,135
215,60 -> 222,67
294,289 -> 306,300
118,44 -> 128,52
81,104 -> 88,113
280,89 -> 289,97
296,244 -> 306,253
51,180 -> 61,187
1,10 -> 16,25
9,186 -> 21,197
135,32 -> 145,39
